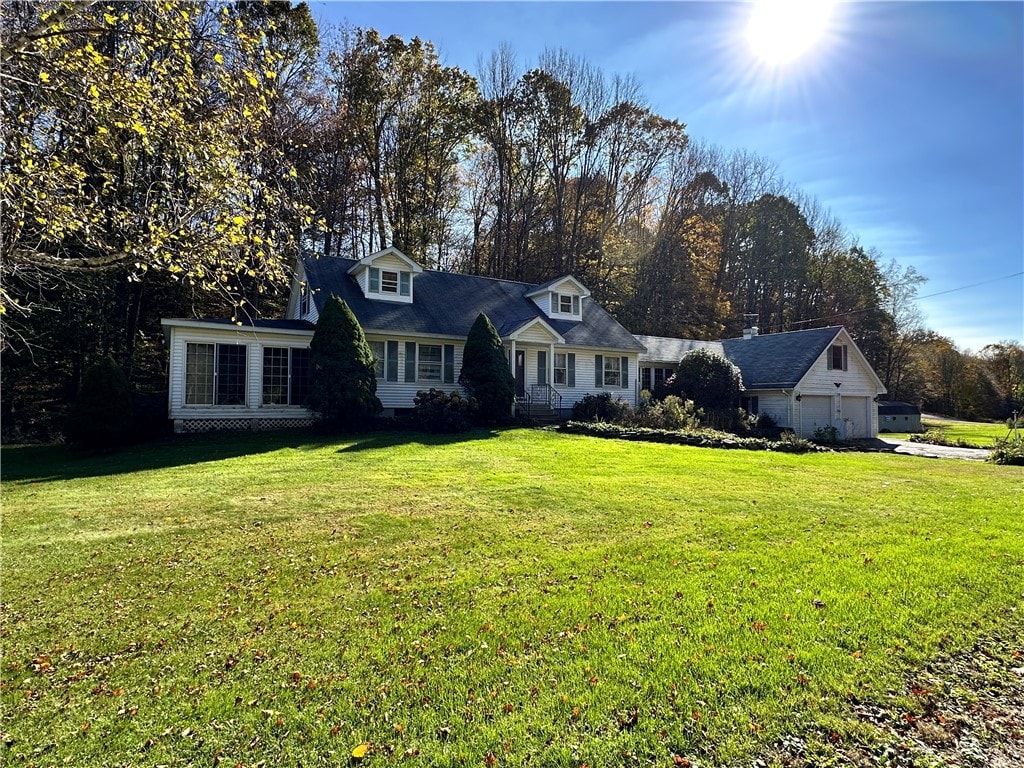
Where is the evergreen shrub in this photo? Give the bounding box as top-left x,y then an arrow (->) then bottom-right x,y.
65,356 -> 132,450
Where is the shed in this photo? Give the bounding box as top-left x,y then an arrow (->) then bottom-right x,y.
878,401 -> 922,432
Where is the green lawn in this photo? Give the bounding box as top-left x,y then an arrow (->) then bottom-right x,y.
2,429 -> 1022,767
883,417 -> 1015,445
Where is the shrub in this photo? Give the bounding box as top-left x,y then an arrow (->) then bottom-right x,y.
307,295 -> 382,431
571,392 -> 632,423
412,389 -> 477,433
634,394 -> 702,430
65,356 -> 132,450
777,431 -> 814,451
665,348 -> 743,411
812,424 -> 842,445
459,313 -> 515,424
989,439 -> 1024,465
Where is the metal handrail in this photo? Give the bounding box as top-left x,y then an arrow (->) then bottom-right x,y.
530,384 -> 562,412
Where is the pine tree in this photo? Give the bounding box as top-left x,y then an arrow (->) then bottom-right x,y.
458,313 -> 515,423
307,295 -> 382,430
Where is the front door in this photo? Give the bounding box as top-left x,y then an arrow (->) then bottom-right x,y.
515,350 -> 525,397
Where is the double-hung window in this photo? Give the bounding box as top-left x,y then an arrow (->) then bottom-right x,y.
417,344 -> 443,381
553,353 -> 567,385
554,292 -> 581,317
262,347 -> 310,406
185,343 -> 246,406
603,356 -> 621,387
368,267 -> 412,298
369,340 -> 386,379
827,344 -> 848,371
594,354 -> 629,389
381,270 -> 399,294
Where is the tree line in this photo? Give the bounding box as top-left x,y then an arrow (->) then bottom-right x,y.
1,1 -> 1020,441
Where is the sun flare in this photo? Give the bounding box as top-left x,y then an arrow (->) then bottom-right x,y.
747,0 -> 837,66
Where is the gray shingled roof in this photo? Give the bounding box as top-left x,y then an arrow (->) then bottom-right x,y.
633,336 -> 723,363
302,255 -> 645,351
720,327 -> 841,388
878,400 -> 921,415
635,327 -> 843,389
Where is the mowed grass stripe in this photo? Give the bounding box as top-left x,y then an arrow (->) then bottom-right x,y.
2,429 -> 1022,766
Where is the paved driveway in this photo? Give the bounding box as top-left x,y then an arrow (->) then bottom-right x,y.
865,437 -> 991,461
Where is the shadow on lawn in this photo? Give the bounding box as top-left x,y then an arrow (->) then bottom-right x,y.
1,427 -> 506,483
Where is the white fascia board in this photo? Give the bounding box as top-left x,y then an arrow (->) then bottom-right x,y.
503,317 -> 565,344
347,246 -> 424,275
525,275 -> 591,299
159,318 -> 314,339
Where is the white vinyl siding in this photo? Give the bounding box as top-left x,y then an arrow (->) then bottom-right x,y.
365,334 -> 464,410
547,349 -> 638,409
165,323 -> 315,430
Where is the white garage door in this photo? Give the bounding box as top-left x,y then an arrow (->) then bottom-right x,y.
800,395 -> 832,438
841,397 -> 873,439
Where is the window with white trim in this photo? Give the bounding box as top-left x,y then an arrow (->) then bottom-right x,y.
368,267 -> 411,298
418,344 -> 443,381
262,347 -> 310,406
553,353 -> 567,385
553,292 -> 581,317
369,340 -> 385,379
828,344 -> 848,371
603,356 -> 621,387
185,343 -> 246,406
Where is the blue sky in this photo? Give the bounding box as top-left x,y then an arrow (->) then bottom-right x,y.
313,1 -> 1023,352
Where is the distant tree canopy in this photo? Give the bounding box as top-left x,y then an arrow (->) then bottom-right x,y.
0,4 -> 1014,440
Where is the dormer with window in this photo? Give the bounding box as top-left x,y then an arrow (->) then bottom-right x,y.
525,276 -> 590,321
347,246 -> 423,304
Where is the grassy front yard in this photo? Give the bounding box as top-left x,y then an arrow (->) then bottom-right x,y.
2,429 -> 1022,766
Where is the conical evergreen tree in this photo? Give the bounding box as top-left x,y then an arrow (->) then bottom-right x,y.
458,312 -> 515,424
307,295 -> 382,430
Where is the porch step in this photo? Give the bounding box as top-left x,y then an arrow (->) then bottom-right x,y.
517,404 -> 561,424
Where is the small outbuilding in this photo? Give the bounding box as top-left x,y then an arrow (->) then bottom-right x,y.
878,400 -> 922,432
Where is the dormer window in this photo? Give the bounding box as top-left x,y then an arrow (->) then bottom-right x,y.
551,292 -> 581,318
556,293 -> 580,316
526,275 -> 590,320
369,267 -> 411,298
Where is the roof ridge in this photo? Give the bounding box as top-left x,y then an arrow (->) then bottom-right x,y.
304,253 -> 543,290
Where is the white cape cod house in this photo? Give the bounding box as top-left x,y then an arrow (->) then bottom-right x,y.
161,247 -> 645,431
161,247 -> 886,438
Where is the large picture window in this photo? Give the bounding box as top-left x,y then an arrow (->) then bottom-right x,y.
185,343 -> 215,404
262,347 -> 310,406
185,343 -> 246,406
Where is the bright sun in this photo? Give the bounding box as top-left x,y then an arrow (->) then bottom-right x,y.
746,0 -> 837,66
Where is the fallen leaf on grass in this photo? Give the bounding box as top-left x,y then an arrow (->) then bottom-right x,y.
351,742 -> 370,759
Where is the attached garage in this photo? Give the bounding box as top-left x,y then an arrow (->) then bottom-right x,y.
840,396 -> 874,439
800,395 -> 832,438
